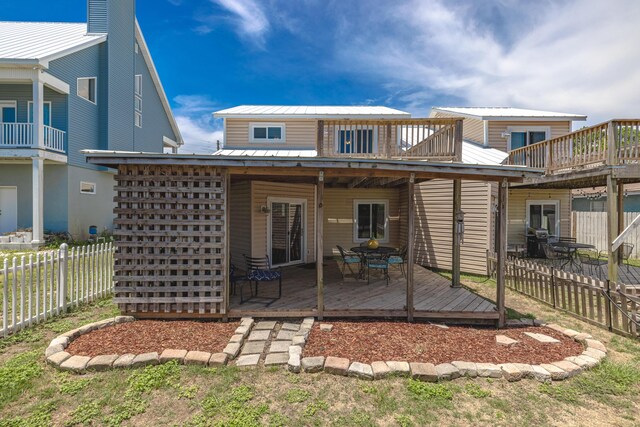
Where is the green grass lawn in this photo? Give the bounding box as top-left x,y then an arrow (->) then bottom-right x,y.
0,280 -> 639,427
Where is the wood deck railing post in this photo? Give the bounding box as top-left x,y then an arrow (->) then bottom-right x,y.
607,120 -> 617,166
617,182 -> 624,264
454,120 -> 463,161
316,120 -> 324,157
550,267 -> 556,309
605,279 -> 613,332
406,173 -> 415,322
545,141 -> 552,174
496,179 -> 508,327
606,174 -> 619,285
316,171 -> 324,320
451,179 -> 461,287
385,123 -> 392,158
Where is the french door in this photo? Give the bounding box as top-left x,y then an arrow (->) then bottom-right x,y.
269,199 -> 305,266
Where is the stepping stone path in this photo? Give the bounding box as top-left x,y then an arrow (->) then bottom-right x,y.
524,332 -> 560,344
496,335 -> 518,346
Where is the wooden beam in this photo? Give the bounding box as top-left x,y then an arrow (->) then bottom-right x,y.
224,169 -> 230,317
454,119 -> 463,162
385,123 -> 392,157
451,179 -> 461,287
496,178 -> 508,327
617,182 -> 624,264
347,176 -> 368,188
613,214 -> 640,252
317,171 -> 325,320
317,120 -> 324,157
607,174 -> 619,285
407,173 -> 415,322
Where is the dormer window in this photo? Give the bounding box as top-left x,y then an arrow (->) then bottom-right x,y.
250,123 -> 285,143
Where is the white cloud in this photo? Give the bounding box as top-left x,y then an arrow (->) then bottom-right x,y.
173,95 -> 223,154
205,0 -> 270,46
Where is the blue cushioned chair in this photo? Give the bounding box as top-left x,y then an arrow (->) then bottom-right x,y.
388,245 -> 407,277
337,245 -> 361,279
242,255 -> 282,304
366,253 -> 390,286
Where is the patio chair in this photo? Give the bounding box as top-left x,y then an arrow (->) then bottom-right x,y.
388,245 -> 407,277
241,255 -> 282,304
542,243 -> 570,268
578,250 -> 607,280
554,237 -> 577,256
336,245 -> 362,279
621,243 -> 634,271
365,253 -> 390,286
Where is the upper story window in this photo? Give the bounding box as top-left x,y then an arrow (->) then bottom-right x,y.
508,126 -> 549,151
77,77 -> 97,104
337,128 -> 376,154
134,75 -> 142,128
250,123 -> 285,143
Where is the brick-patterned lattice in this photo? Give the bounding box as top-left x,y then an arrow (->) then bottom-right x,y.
113,165 -> 227,315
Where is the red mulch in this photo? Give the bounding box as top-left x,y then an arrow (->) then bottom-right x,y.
66,320 -> 239,357
303,321 -> 584,365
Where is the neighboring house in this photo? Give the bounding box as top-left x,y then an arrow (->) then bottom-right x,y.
573,184 -> 640,212
0,0 -> 182,245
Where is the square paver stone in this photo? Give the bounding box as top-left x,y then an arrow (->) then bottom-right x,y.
47,351 -> 71,366
229,334 -> 244,343
241,341 -> 267,355
371,361 -> 391,379
160,349 -> 188,364
276,329 -> 296,341
410,362 -> 438,382
301,356 -> 325,373
209,353 -> 229,366
113,354 -> 136,368
185,351 -> 212,366
87,354 -> 119,371
324,356 -> 350,376
281,322 -> 300,331
386,361 -> 411,376
269,340 -> 292,353
132,352 -> 159,368
60,355 -> 91,373
265,353 -> 289,366
496,335 -> 518,346
254,321 -> 277,330
236,354 -> 260,367
348,362 -> 374,380
248,330 -> 271,341
223,343 -> 241,359
524,332 -> 560,344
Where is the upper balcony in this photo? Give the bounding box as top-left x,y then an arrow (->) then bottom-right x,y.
316,118 -> 463,161
0,123 -> 66,153
506,120 -> 640,176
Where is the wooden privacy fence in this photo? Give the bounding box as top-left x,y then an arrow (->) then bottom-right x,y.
487,252 -> 639,338
573,211 -> 640,258
1,242 -> 114,337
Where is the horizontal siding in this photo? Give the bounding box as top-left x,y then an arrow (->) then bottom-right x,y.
488,120 -> 571,151
0,84 -> 67,134
225,119 -> 317,149
324,188 -> 403,256
414,180 -> 491,275
433,111 -> 483,144
508,188 -> 572,245
229,181 -> 252,267
251,181 -> 316,263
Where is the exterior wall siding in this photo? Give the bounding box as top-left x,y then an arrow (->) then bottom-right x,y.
229,180 -> 252,267
66,165 -> 115,239
0,84 -> 67,135
507,188 -> 572,245
432,111 -> 484,144
487,120 -> 572,151
225,119 -> 317,149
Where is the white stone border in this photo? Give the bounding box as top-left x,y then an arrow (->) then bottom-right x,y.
291,322 -> 607,383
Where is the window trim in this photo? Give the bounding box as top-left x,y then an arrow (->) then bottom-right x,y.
77,77 -> 97,104
249,122 -> 286,143
353,199 -> 390,243
507,126 -> 550,151
80,181 -> 96,195
525,199 -> 560,237
0,100 -> 17,123
27,101 -> 52,126
334,125 -> 378,154
134,74 -> 142,96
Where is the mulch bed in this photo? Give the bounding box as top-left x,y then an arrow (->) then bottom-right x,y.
303,321 -> 584,365
66,320 -> 239,357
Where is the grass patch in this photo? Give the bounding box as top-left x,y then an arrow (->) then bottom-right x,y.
66,401 -> 101,426
285,388 -> 310,403
464,382 -> 491,398
189,384 -> 268,426
55,373 -> 93,396
0,329 -> 45,352
0,401 -> 56,427
407,379 -> 458,402
0,351 -> 43,410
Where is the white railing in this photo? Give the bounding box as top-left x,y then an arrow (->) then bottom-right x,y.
1,242 -> 115,337
0,122 -> 66,153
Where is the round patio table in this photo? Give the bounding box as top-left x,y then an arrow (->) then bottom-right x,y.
550,241 -> 595,269
350,246 -> 397,255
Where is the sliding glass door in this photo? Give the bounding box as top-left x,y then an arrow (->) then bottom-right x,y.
270,199 -> 305,266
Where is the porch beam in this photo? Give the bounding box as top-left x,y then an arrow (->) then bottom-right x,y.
406,173 -> 415,322
451,179 -> 461,287
316,171 -> 325,320
496,178 -> 507,327
347,176 -> 367,188
607,174 -> 619,284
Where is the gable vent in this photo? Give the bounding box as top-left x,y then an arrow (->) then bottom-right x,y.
87,0 -> 108,34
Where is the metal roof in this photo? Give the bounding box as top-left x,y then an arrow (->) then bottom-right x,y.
432,107 -> 587,121
214,105 -> 411,119
213,148 -> 317,157
0,22 -> 105,64
461,141 -> 508,166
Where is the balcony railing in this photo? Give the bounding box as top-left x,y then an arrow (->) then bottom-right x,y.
317,118 -> 463,161
506,120 -> 640,174
0,123 -> 66,153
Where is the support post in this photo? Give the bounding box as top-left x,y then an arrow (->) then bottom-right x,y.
607,174 -> 619,286
451,179 -> 461,288
316,120 -> 324,157
496,179 -> 508,327
31,157 -> 44,244
406,173 -> 415,322
32,75 -> 44,149
617,182 -> 624,264
223,170 -> 230,319
316,171 -> 324,320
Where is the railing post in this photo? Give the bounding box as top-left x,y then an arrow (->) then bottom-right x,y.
550,267 -> 556,308
605,279 -> 613,332
59,243 -> 68,312
545,141 -> 552,174
316,120 -> 324,157
454,119 -> 463,161
607,121 -> 617,166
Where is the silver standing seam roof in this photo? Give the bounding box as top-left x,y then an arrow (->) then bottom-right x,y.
432,107 -> 587,121
214,105 -> 412,119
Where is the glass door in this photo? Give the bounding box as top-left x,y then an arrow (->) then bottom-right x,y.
270,200 -> 304,266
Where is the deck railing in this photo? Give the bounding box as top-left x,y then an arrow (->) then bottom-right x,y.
317,118 -> 463,161
506,120 -> 640,174
0,122 -> 66,153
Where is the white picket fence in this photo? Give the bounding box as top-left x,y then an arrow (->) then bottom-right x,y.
1,242 -> 115,337
573,211 -> 640,259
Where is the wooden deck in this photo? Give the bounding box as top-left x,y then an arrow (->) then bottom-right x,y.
229,260 -> 498,321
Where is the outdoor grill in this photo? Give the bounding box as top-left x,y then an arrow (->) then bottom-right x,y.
527,227 -> 549,258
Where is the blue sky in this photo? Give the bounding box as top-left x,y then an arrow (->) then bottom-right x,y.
4,0 -> 640,153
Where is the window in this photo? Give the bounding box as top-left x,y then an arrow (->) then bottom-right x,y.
508,126 -> 549,151
526,200 -> 559,237
134,74 -> 142,128
80,181 -> 96,195
0,101 -> 16,123
28,102 -> 51,126
77,77 -> 97,104
250,123 -> 285,143
337,128 -> 376,154
354,200 -> 388,242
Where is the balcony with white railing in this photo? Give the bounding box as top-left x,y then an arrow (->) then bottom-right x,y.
0,123 -> 66,153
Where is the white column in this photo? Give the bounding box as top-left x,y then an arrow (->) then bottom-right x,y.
31,157 -> 44,244
32,75 -> 44,149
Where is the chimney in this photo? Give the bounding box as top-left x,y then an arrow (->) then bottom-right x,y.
87,0 -> 108,34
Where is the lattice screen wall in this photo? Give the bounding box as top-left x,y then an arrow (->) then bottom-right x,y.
113,165 -> 228,315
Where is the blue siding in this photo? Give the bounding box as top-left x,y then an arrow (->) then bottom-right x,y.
0,84 -> 67,134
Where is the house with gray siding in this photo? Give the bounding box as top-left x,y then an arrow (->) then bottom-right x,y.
0,0 -> 182,244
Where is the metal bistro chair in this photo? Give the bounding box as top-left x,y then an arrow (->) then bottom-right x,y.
241,255 -> 282,304
578,250 -> 607,280
388,245 -> 407,277
621,243 -> 635,271
555,237 -> 577,256
542,243 -> 570,268
366,253 -> 390,286
336,245 -> 362,279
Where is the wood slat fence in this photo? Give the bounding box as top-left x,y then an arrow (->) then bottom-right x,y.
573,211 -> 640,258
1,242 -> 114,337
487,251 -> 639,338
